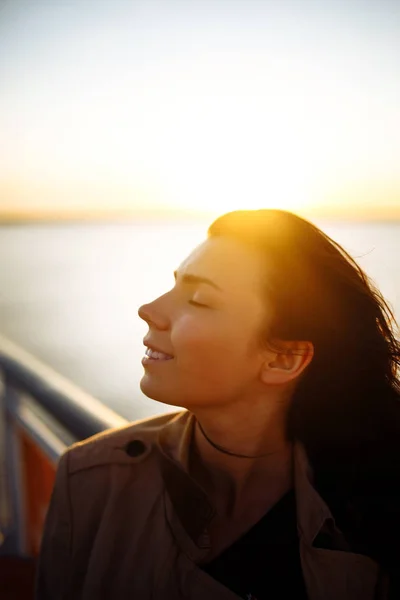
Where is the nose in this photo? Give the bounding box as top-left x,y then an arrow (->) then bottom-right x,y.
138,300 -> 169,330
138,302 -> 153,323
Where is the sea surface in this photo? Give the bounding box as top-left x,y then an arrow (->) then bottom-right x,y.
0,219 -> 399,421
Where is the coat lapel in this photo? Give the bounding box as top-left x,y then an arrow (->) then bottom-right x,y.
293,442 -> 388,600
300,541 -> 387,600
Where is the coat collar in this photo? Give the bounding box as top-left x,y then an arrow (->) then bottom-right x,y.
154,410 -> 342,550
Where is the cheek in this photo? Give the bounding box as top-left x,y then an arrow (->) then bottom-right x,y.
173,313 -> 230,353
172,313 -> 253,377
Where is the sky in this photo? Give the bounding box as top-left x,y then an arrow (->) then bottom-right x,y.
0,0 -> 399,219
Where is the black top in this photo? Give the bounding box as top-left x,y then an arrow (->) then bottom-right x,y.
201,489 -> 308,600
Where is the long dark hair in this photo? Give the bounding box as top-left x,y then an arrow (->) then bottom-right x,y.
208,209 -> 400,581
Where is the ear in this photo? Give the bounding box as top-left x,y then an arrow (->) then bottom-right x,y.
260,340 -> 314,386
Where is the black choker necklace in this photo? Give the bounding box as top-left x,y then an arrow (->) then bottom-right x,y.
197,421 -> 278,459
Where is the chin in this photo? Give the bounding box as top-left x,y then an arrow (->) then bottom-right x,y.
140,378 -> 182,408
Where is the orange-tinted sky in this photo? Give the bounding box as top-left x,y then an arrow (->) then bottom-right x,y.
0,0 -> 399,220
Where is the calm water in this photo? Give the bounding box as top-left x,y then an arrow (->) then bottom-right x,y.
0,220 -> 399,421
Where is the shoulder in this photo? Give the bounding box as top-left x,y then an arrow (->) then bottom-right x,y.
63,410 -> 184,474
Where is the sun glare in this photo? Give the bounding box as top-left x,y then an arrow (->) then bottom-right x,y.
41,54 -> 323,218
1,2 -> 399,220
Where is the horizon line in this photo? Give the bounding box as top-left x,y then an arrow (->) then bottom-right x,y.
0,207 -> 400,224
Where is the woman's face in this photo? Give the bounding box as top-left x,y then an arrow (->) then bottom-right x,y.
138,236 -> 273,409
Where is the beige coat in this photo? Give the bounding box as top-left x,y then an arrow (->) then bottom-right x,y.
36,410 -> 390,599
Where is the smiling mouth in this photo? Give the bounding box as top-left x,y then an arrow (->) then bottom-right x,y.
143,348 -> 174,361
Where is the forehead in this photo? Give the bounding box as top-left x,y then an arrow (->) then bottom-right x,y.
178,236 -> 266,295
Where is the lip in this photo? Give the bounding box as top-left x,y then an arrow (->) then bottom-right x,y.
141,355 -> 174,367
142,339 -> 174,357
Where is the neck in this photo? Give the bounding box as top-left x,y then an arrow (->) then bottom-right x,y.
197,420 -> 281,459
189,405 -> 294,518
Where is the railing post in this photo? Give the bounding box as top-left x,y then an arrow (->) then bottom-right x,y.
0,369 -> 10,548
0,381 -> 27,555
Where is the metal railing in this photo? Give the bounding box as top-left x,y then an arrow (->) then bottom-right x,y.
0,334 -> 128,556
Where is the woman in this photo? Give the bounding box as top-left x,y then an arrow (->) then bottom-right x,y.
36,209 -> 400,600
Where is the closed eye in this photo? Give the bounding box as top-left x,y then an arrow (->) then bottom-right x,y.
188,300 -> 210,308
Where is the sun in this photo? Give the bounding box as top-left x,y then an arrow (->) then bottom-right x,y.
156,151 -> 314,218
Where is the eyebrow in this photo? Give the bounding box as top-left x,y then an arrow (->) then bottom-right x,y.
173,270 -> 222,291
